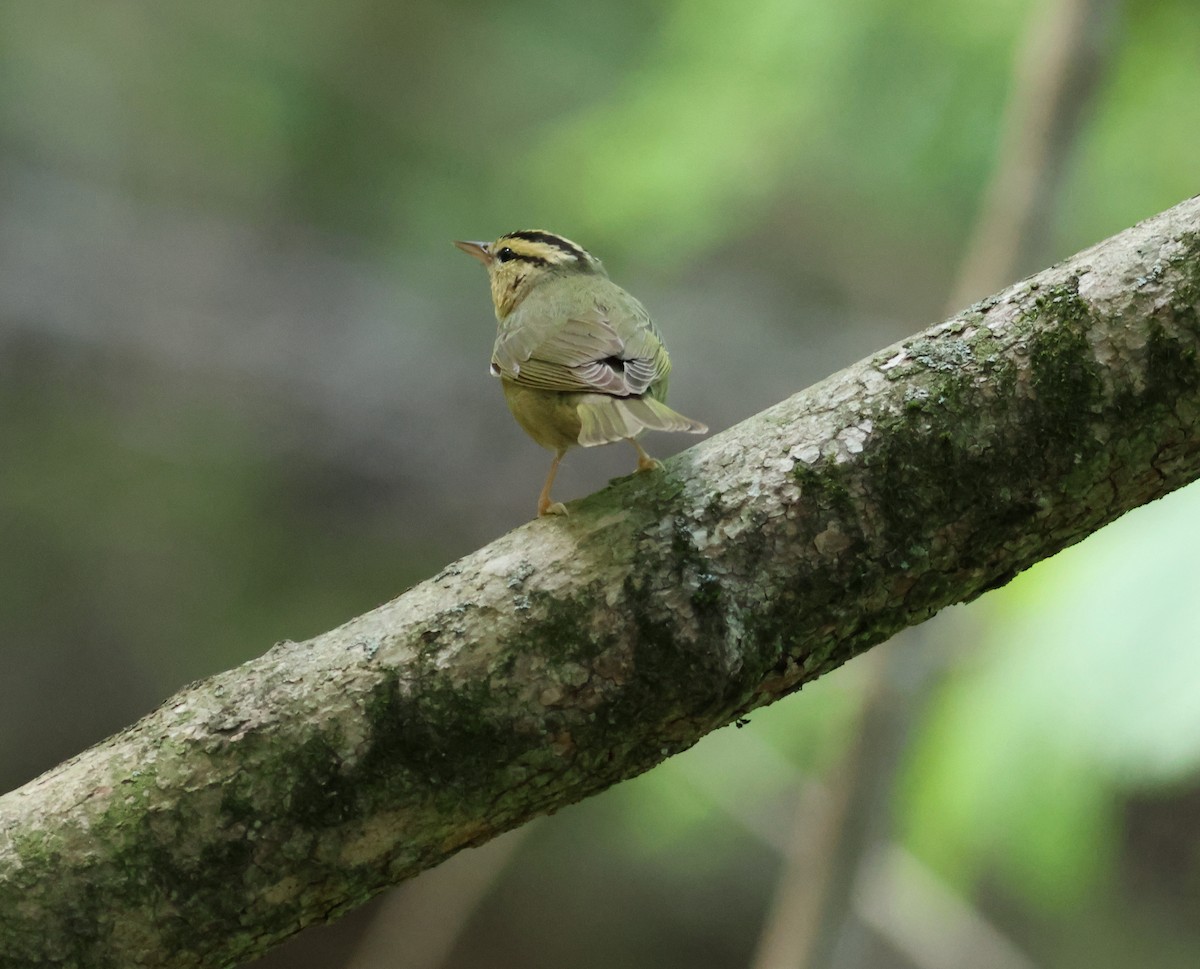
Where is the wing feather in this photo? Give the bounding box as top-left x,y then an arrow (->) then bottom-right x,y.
491,282 -> 671,399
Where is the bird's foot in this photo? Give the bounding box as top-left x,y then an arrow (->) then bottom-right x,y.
538,501 -> 568,517
629,437 -> 662,473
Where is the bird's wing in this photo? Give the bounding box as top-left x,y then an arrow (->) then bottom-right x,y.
491,294 -> 671,398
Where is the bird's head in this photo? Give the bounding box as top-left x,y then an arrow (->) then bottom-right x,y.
455,229 -> 604,318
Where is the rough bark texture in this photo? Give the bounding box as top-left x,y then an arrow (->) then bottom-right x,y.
2,197 -> 1199,969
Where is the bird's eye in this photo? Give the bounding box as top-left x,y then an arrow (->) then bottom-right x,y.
496,246 -> 516,263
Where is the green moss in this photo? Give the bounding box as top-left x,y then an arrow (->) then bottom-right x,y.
1026,288 -> 1104,441
867,396 -> 1006,573
663,516 -> 726,623
1169,230 -> 1200,312
573,500 -> 792,742
754,279 -> 1155,675
857,287 -> 1107,600
284,729 -> 357,826
904,387 -> 931,412
1111,230 -> 1200,437
53,758 -> 296,966
1145,322 -> 1200,404
1139,231 -> 1200,407
703,492 -> 725,520
692,572 -> 722,609
745,455 -> 880,686
516,587 -> 612,665
355,670 -> 525,808
792,460 -> 855,521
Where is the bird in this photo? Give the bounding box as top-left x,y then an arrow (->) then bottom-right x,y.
455,229 -> 708,517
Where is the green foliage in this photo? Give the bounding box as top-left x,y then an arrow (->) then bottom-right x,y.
521,0 -> 1026,265
902,480 -> 1200,908
3,0 -> 1197,273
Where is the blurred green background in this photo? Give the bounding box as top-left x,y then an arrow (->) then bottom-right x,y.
2,1 -> 1199,967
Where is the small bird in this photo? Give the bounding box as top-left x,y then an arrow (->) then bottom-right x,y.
456,230 -> 708,517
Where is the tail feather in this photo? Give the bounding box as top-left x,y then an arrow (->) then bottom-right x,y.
576,394 -> 707,447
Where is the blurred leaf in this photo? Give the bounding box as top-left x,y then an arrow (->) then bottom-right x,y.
902,479 -> 1200,908
522,0 -> 1031,267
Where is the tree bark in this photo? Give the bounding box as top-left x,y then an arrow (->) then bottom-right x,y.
2,196 -> 1199,969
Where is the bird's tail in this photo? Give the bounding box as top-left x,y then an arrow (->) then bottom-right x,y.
576,394 -> 708,447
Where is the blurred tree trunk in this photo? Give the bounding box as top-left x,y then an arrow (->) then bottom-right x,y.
1,196 -> 1199,969
948,0 -> 1121,308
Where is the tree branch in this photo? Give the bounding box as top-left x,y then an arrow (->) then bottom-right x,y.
3,197 -> 1199,969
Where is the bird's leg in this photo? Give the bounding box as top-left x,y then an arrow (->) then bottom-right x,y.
537,449 -> 569,517
628,437 -> 663,472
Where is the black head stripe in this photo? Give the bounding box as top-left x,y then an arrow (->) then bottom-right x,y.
504,230 -> 588,262
496,245 -> 548,266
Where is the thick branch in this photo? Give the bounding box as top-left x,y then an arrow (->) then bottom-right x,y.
3,197 -> 1199,969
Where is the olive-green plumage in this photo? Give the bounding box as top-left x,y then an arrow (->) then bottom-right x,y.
455,229 -> 707,516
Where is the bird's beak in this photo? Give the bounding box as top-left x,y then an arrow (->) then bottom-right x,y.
454,240 -> 492,265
